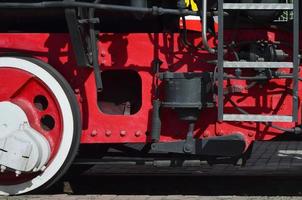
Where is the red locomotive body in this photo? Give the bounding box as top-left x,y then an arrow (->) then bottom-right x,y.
0,0 -> 300,195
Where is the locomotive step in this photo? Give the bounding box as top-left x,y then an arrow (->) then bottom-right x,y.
223,3 -> 293,10
223,114 -> 293,122
223,61 -> 293,69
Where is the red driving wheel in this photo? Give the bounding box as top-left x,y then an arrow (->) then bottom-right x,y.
0,57 -> 81,195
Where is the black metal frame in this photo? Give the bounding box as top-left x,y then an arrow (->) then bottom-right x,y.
65,4 -> 90,67
64,0 -> 103,90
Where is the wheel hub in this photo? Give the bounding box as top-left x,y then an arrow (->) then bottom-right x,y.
0,101 -> 51,176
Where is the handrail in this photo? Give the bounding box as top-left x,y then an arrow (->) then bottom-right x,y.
201,0 -> 216,54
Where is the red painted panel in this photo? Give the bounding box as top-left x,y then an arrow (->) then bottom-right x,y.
0,30 -> 300,150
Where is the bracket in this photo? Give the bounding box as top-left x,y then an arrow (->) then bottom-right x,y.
151,133 -> 246,157
64,0 -> 103,90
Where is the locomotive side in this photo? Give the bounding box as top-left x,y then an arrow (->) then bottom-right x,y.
0,0 -> 301,195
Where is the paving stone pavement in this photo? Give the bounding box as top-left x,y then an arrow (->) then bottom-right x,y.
3,196 -> 302,200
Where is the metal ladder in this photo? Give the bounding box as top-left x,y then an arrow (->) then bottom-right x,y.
217,0 -> 299,122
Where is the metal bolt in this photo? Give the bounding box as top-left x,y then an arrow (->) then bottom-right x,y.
15,170 -> 21,177
41,166 -> 47,172
0,166 -> 6,173
120,130 -> 127,137
91,130 -> 98,137
216,132 -> 223,136
135,131 -> 141,137
248,132 -> 254,137
74,88 -> 80,94
203,131 -> 209,138
105,130 -> 112,137
19,122 -> 28,130
183,144 -> 193,153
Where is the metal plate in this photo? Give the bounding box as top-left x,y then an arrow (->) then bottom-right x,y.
223,3 -> 293,10
223,114 -> 293,122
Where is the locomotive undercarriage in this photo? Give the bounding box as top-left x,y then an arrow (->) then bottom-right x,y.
0,0 -> 301,195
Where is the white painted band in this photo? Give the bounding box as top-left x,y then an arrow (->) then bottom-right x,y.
0,57 -> 74,195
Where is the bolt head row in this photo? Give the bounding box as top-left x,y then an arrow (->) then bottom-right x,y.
90,130 -> 143,137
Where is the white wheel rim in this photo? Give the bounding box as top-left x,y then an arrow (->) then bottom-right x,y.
0,57 -> 74,195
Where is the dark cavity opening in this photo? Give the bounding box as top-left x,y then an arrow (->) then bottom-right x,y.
98,70 -> 142,115
41,115 -> 55,131
34,95 -> 48,111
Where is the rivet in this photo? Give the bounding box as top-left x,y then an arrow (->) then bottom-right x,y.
0,166 -> 6,173
216,132 -> 223,136
74,89 -> 80,94
105,130 -> 112,137
91,130 -> 98,137
120,130 -> 127,137
203,131 -> 209,138
135,131 -> 141,137
248,132 -> 254,137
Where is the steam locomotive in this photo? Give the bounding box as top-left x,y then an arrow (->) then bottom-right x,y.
0,0 -> 300,195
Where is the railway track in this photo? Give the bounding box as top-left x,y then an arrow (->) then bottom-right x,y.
8,174 -> 302,199
5,141 -> 302,199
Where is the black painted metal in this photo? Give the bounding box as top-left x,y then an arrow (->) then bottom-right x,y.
151,99 -> 161,142
217,0 -> 224,122
159,72 -> 211,121
151,133 -> 246,157
0,1 -> 198,16
150,59 -> 163,142
65,0 -> 103,90
159,72 -> 211,109
64,2 -> 90,67
88,2 -> 103,91
292,0 -> 299,122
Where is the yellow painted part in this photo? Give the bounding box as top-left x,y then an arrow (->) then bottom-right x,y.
185,0 -> 198,11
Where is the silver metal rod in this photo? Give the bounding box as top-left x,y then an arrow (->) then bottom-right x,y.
202,0 -> 216,54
